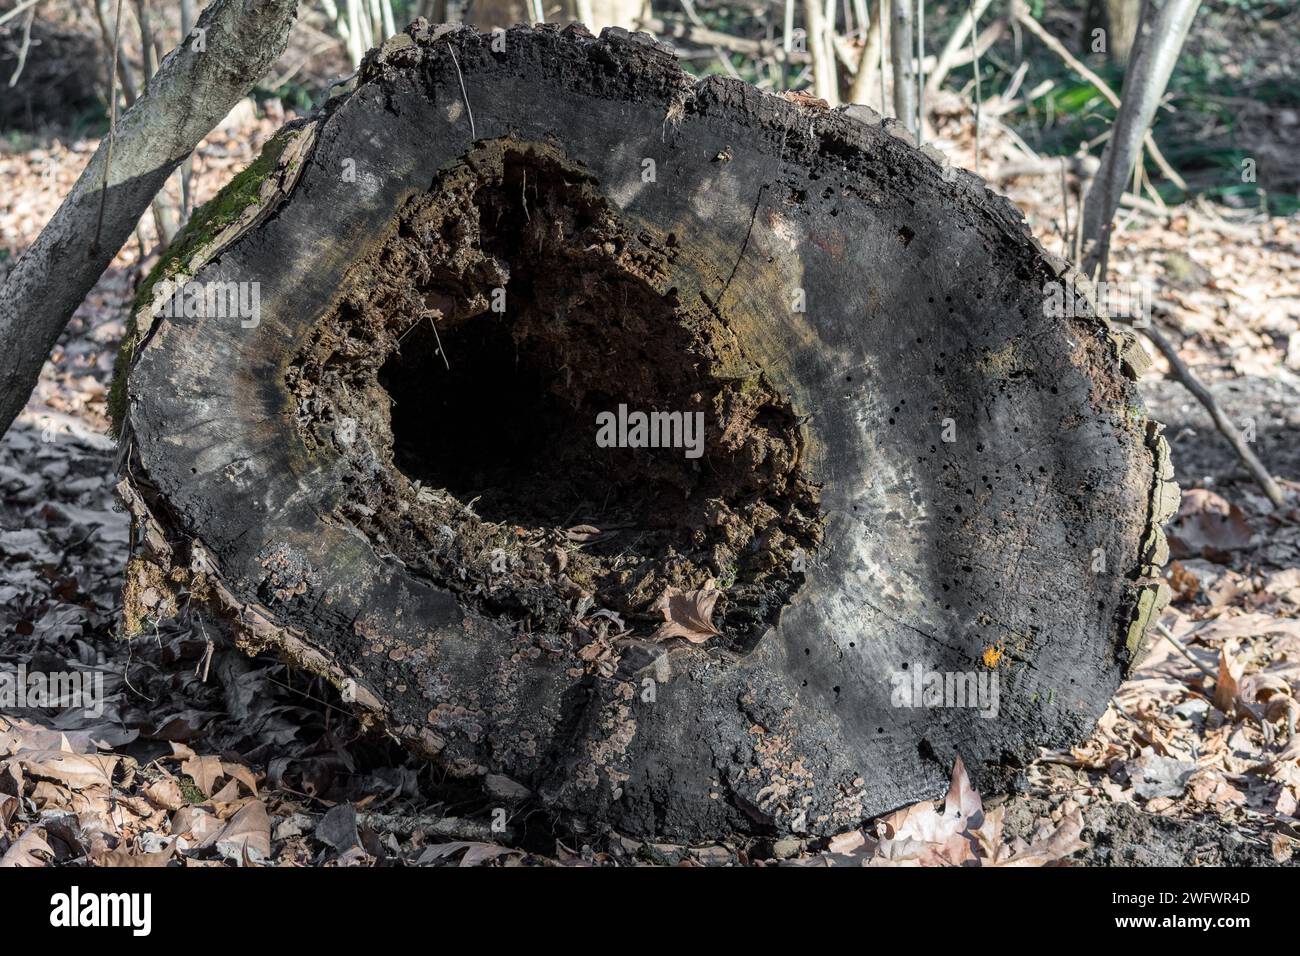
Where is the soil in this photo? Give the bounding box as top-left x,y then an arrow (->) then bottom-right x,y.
999,794 -> 1286,867
1139,373 -> 1300,492
286,138 -> 824,652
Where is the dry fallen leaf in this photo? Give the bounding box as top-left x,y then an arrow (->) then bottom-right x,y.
92,843 -> 176,867
827,829 -> 864,853
220,761 -> 260,796
1213,641 -> 1245,715
418,841 -> 523,867
651,584 -> 723,644
172,806 -> 223,845
781,90 -> 830,110
206,801 -> 271,864
142,776 -> 187,812
0,827 -> 53,867
826,757 -> 1091,867
1128,751 -> 1198,800
1167,489 -> 1255,560
17,750 -> 118,791
1166,560 -> 1201,601
870,757 -> 983,866
181,754 -> 224,798
990,809 -> 1089,867
1272,834 -> 1296,864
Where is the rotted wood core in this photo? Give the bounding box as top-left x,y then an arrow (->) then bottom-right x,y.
287,140 -> 824,654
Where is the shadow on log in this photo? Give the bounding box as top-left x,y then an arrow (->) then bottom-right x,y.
114,23 -> 1177,841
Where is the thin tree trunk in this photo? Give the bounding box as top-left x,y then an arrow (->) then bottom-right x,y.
1103,0 -> 1142,63
0,0 -> 300,440
345,0 -> 364,67
1082,0 -> 1200,276
915,0 -> 924,140
847,0 -> 881,106
179,0 -> 196,219
803,0 -> 838,105
92,0 -> 138,106
133,0 -> 180,248
1012,0 -> 1186,190
889,0 -> 914,128
133,0 -> 157,86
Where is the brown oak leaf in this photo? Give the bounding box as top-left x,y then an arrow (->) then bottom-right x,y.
651,585 -> 722,644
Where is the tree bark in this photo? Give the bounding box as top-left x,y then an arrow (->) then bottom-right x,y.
115,23 -> 1175,841
0,0 -> 300,440
1103,0 -> 1142,63
847,0 -> 882,108
803,0 -> 839,105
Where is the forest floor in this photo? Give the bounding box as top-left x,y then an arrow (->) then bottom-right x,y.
2,85 -> 1299,866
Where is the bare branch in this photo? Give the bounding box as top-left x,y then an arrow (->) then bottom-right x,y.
1141,323 -> 1284,510
803,0 -> 839,105
847,0 -> 882,106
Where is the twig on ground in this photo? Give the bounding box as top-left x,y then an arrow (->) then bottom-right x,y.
1156,622 -> 1216,681
1141,323 -> 1285,509
1155,622 -> 1273,743
358,811 -> 503,842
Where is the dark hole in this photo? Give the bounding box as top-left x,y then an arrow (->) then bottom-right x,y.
382,313 -> 606,527
308,141 -> 825,647
375,151 -> 715,532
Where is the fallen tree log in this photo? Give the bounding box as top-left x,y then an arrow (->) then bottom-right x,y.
114,23 -> 1177,841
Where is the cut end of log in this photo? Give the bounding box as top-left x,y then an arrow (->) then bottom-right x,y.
115,23 -> 1175,841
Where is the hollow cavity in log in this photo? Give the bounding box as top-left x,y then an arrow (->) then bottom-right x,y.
287,140 -> 824,652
